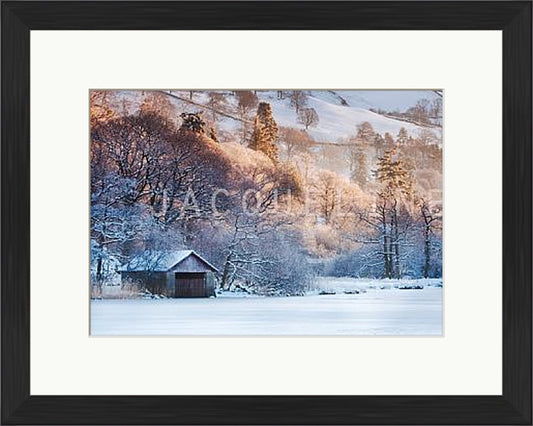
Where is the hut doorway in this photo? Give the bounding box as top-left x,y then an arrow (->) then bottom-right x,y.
175,272 -> 206,298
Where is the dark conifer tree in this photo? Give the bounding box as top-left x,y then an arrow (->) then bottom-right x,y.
249,102 -> 279,162
180,112 -> 206,133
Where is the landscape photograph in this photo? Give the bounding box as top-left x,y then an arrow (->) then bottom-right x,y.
90,89 -> 443,335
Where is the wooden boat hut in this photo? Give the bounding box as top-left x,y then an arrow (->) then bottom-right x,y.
119,250 -> 218,298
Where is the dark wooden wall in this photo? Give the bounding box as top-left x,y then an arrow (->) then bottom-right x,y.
121,271 -> 170,296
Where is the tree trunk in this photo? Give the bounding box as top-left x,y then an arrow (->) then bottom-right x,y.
393,225 -> 400,279
423,225 -> 431,278
383,235 -> 392,278
391,203 -> 401,279
96,256 -> 102,284
380,207 -> 392,279
220,253 -> 233,290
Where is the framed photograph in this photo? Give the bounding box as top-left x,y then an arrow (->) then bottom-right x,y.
2,1 -> 531,424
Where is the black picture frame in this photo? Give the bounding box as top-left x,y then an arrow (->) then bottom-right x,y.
2,1 -> 531,424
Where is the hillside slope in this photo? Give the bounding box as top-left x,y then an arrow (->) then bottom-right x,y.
255,91 -> 440,142
113,89 -> 441,144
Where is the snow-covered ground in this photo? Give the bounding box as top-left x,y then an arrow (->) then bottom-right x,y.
91,278 -> 442,336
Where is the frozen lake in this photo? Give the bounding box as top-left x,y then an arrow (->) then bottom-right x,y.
91,281 -> 442,336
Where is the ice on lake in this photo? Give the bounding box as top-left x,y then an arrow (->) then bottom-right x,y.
90,278 -> 442,336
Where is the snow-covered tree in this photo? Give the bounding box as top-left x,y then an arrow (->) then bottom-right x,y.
313,170 -> 341,224
354,148 -> 416,279
416,197 -> 442,278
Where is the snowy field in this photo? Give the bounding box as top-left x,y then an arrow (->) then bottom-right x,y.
91,278 -> 443,336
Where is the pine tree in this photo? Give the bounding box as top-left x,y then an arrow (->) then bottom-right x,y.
375,148 -> 415,279
180,112 -> 206,133
249,102 -> 279,162
383,132 -> 395,148
351,151 -> 368,189
373,133 -> 385,156
356,121 -> 375,143
376,148 -> 414,199
396,127 -> 409,145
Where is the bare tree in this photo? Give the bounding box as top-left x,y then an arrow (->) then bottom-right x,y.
417,198 -> 441,278
140,92 -> 176,120
297,107 -> 319,131
408,98 -> 431,124
289,90 -> 308,114
206,91 -> 227,123
279,127 -> 313,160
234,90 -> 258,143
313,171 -> 341,224
431,97 -> 443,119
235,90 -> 258,118
417,128 -> 438,145
90,90 -> 116,128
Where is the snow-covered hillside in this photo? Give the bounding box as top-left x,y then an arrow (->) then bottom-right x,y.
329,90 -> 440,111
255,91 -> 440,142
113,89 -> 441,144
